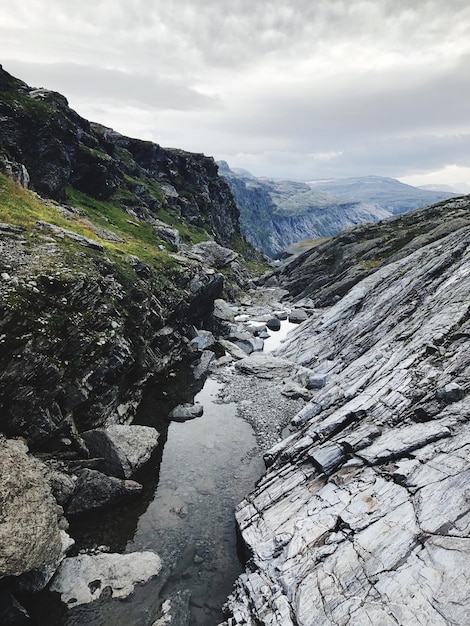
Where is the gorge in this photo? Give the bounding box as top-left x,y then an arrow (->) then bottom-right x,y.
0,65 -> 469,626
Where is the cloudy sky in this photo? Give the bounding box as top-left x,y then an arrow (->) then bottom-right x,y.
1,0 -> 470,189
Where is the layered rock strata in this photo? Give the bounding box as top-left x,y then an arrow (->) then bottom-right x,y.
222,206 -> 470,624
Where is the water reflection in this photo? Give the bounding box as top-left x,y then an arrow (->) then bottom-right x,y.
44,371 -> 264,626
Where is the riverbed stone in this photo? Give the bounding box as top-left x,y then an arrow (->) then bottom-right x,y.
169,403 -> 204,422
288,308 -> 308,323
189,330 -> 216,352
50,551 -> 162,606
266,317 -> 281,331
65,469 -> 143,516
82,425 -> 160,479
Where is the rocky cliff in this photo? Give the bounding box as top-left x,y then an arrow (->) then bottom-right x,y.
222,195 -> 470,624
0,65 -> 259,604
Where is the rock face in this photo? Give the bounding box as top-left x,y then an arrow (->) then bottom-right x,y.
0,437 -> 62,578
222,197 -> 470,625
0,66 -> 244,250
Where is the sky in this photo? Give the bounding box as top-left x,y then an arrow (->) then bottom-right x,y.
1,0 -> 470,190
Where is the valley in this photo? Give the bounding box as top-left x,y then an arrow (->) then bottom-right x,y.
0,65 -> 469,626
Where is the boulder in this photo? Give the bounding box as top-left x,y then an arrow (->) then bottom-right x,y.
49,551 -> 162,606
192,350 -> 216,380
0,437 -> 62,578
65,469 -> 143,516
218,339 -> 249,360
266,317 -> 281,331
82,425 -> 160,479
188,330 -> 216,352
213,298 -> 235,323
234,354 -> 294,379
186,241 -> 238,268
152,222 -> 180,248
169,403 -> 204,422
288,308 -> 308,323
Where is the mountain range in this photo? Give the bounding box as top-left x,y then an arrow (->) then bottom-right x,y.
219,162 -> 457,257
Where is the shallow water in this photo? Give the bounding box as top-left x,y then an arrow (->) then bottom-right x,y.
35,371 -> 264,626
263,319 -> 298,353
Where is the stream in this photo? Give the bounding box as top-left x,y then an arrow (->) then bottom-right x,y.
33,321 -> 295,626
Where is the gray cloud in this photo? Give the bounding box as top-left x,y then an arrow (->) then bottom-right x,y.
1,0 -> 470,184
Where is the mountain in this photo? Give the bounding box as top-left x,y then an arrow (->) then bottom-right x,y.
219,164 -> 457,258
219,162 -> 392,257
307,174 -> 457,213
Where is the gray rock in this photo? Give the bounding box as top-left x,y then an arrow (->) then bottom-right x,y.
188,330 -> 216,352
219,339 -> 249,360
169,403 -> 204,422
213,298 -> 236,322
192,349 -> 216,380
0,437 -> 62,578
228,332 -> 263,354
305,374 -> 328,389
288,308 -> 308,323
50,551 -> 162,606
224,218 -> 470,625
186,241 -> 238,268
266,317 -> 281,331
35,221 -> 104,251
82,425 -> 160,479
65,469 -> 143,516
308,442 -> 347,474
234,354 -> 294,379
281,380 -> 311,400
152,222 -> 180,248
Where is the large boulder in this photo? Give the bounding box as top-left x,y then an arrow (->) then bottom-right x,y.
185,241 -> 238,268
0,437 -> 63,578
50,551 -> 162,606
65,469 -> 143,516
81,425 -> 160,479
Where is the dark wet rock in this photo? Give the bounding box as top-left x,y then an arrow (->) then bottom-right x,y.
49,551 -> 162,606
82,425 -> 160,479
169,403 -> 204,422
266,317 -> 281,331
436,381 -> 465,403
192,350 -> 216,380
65,469 -> 143,516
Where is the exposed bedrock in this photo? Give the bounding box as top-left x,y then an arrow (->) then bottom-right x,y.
222,220 -> 470,624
